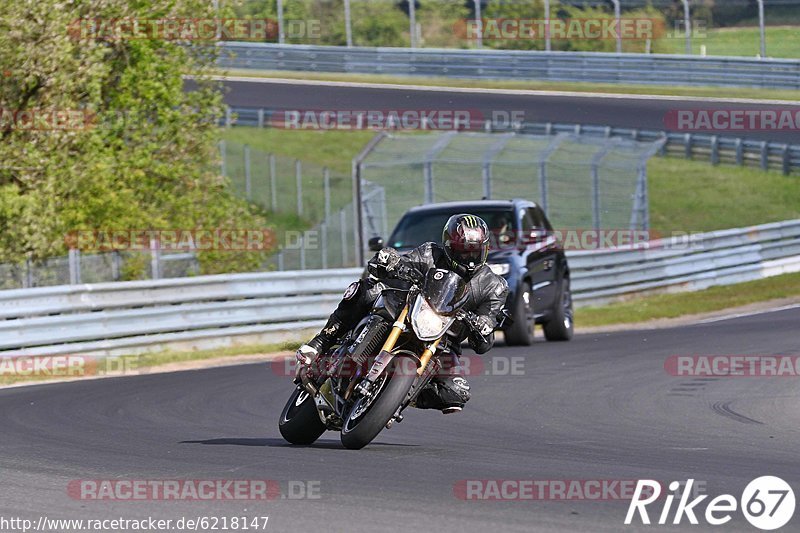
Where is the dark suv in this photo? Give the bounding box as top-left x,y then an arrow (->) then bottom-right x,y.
368,199 -> 573,346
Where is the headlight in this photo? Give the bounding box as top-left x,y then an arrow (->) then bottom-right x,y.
488,263 -> 510,276
410,296 -> 452,341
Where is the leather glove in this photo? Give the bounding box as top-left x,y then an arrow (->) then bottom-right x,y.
459,311 -> 495,336
376,247 -> 401,271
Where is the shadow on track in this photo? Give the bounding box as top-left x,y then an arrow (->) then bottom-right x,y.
180,438 -> 420,449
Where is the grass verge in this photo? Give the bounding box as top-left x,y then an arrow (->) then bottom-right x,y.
575,271 -> 800,327
218,68 -> 800,102
0,341 -> 301,387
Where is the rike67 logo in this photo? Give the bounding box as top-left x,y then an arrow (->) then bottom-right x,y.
625,477 -> 795,530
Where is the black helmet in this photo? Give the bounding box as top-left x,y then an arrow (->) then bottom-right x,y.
442,214 -> 490,276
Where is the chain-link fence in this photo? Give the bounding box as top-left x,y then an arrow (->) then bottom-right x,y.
357,129 -> 665,248
221,140 -> 385,271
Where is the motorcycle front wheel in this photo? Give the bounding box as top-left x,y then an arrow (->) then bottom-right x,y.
340,356 -> 417,450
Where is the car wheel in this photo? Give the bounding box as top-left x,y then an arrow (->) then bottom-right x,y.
544,277 -> 574,341
504,281 -> 535,346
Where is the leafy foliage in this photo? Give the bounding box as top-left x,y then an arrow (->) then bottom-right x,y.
0,0 -> 270,274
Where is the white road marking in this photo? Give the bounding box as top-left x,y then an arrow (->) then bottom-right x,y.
208,75 -> 800,106
695,303 -> 800,324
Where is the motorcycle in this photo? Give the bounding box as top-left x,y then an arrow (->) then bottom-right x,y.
278,267 -> 509,450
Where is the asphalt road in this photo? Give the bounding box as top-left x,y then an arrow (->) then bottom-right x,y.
218,78 -> 800,144
2,306 -> 799,532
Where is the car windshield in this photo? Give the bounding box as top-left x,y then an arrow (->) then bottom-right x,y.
389,209 -> 516,250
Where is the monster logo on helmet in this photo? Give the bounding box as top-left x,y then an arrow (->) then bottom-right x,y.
442,214 -> 490,276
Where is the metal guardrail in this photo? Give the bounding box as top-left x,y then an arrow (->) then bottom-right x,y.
218,42 -> 800,90
226,107 -> 800,175
2,220 -> 799,357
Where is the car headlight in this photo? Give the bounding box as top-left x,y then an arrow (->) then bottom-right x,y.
410,296 -> 453,341
488,263 -> 510,276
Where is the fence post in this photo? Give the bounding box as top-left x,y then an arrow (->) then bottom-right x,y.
735,139 -> 744,166
760,141 -> 769,170
611,0 -> 622,53
473,0 -> 483,49
757,0 -> 766,58
782,145 -> 790,176
299,234 -> 306,270
681,0 -> 692,55
269,153 -> 277,211
344,0 -> 353,47
295,159 -> 303,216
149,239 -> 161,280
408,0 -> 417,48
244,144 -> 252,199
324,167 -> 331,221
225,107 -> 232,128
423,162 -> 434,203
544,0 -> 551,52
710,135 -> 719,165
112,251 -> 121,281
482,163 -> 492,199
257,108 -> 264,128
219,140 -> 227,177
321,222 -> 328,269
591,163 -> 601,231
277,0 -> 285,44
68,248 -> 81,285
277,251 -> 284,271
24,257 -> 33,288
340,209 -> 348,266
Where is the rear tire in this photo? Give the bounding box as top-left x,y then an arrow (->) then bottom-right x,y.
340,357 -> 417,450
544,277 -> 574,341
278,387 -> 326,445
504,281 -> 534,346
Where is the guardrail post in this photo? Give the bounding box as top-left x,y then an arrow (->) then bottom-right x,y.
257,108 -> 264,128
295,159 -> 303,216
244,144 -> 252,199
735,138 -> 744,165
760,141 -> 769,170
710,135 -> 719,166
277,251 -> 284,271
269,153 -> 277,211
68,249 -> 81,285
225,107 -> 232,128
684,133 -> 693,159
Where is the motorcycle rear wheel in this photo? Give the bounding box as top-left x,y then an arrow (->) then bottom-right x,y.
278,386 -> 326,445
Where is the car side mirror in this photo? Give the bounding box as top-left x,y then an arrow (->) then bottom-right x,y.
368,236 -> 384,251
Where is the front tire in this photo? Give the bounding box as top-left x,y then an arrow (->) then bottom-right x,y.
504,281 -> 535,346
279,387 -> 326,445
340,357 -> 417,450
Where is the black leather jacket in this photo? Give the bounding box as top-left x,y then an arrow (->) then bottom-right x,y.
368,242 -> 509,354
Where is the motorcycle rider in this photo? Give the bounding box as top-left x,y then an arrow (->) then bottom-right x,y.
295,214 -> 509,414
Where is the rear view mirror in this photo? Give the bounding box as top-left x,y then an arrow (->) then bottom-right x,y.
368,236 -> 384,251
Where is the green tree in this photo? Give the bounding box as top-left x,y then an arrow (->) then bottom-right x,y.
0,0 -> 270,274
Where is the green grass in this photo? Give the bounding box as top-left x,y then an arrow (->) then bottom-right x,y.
660,26 -> 800,60
648,157 -> 800,234
0,341 -> 302,386
576,271 -> 800,327
218,68 -> 800,102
